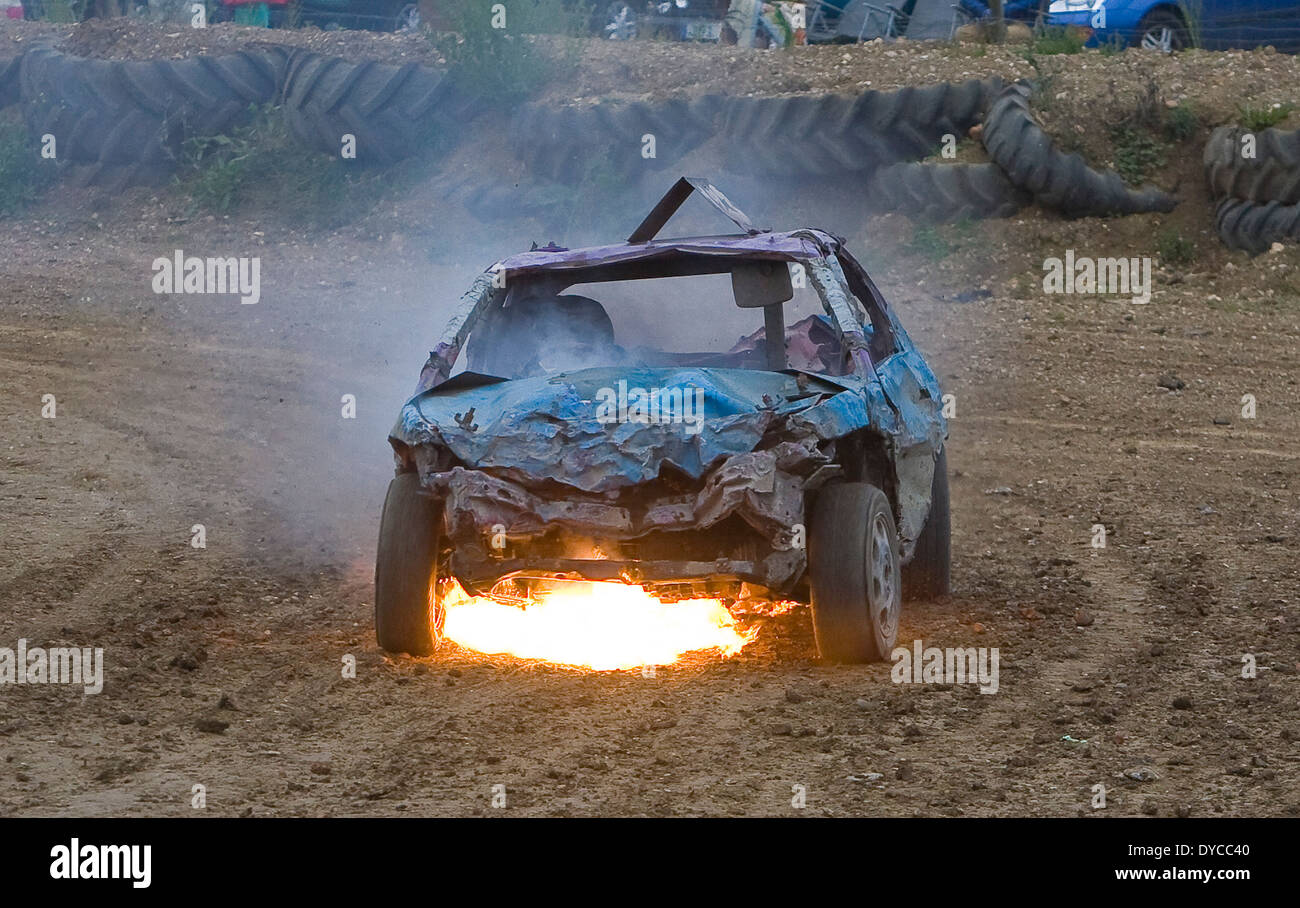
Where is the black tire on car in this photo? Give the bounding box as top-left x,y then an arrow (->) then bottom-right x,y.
1135,10 -> 1190,53
375,472 -> 444,656
902,447 -> 951,601
808,482 -> 902,663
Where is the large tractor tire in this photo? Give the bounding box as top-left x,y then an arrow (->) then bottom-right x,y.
867,162 -> 1028,221
17,43 -> 290,168
1204,125 -> 1300,206
281,53 -> 474,165
1214,197 -> 1300,255
508,95 -> 724,185
982,81 -> 1178,217
718,78 -> 1002,177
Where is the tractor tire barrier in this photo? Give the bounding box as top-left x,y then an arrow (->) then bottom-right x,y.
980,81 -> 1178,218
866,161 -> 1029,221
1203,125 -> 1300,207
1214,197 -> 1300,254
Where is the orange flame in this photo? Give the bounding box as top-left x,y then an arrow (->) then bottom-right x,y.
441,580 -> 757,671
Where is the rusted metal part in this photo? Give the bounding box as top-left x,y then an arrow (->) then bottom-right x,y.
628,176 -> 767,243
432,439 -> 820,550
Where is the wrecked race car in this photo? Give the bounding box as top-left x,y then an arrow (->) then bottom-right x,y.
377,178 -> 950,663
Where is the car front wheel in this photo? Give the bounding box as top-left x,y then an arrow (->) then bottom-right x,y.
808,482 -> 902,663
375,472 -> 444,655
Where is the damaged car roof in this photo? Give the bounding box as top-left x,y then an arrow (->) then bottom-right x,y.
493,177 -> 840,281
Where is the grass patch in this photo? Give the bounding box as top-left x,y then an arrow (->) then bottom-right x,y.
906,220 -> 977,262
432,0 -> 589,110
1237,103 -> 1294,131
1031,27 -> 1086,56
0,116 -> 57,217
172,105 -> 410,227
1156,229 -> 1196,266
1110,125 -> 1166,185
1164,100 -> 1200,142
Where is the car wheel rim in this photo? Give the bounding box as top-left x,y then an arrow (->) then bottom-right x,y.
1141,27 -> 1173,53
867,513 -> 899,641
605,4 -> 636,39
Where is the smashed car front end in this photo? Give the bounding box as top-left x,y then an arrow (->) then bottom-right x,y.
390,365 -> 868,600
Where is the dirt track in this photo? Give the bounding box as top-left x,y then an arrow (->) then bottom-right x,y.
1,180 -> 1297,816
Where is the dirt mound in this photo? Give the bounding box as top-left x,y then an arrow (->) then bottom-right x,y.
3,18 -> 444,66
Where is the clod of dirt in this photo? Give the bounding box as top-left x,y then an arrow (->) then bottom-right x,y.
1124,766 -> 1159,782
196,718 -> 230,734
1172,696 -> 1195,710
768,722 -> 794,736
93,757 -> 140,783
310,762 -> 331,775
1157,373 -> 1187,391
1074,609 -> 1095,627
217,693 -> 237,710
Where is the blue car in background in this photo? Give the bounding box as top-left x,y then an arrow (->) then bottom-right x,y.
1046,0 -> 1300,52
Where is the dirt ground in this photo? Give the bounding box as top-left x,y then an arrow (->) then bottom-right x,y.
0,24 -> 1298,818
0,185 -> 1295,817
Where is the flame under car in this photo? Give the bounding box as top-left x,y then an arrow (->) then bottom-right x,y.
377,179 -> 950,664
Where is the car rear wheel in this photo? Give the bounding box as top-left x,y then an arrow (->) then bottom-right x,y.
808,482 -> 901,663
375,472 -> 444,655
902,447 -> 951,601
1135,10 -> 1189,53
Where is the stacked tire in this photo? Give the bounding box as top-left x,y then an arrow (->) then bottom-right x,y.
1204,125 -> 1300,254
507,95 -> 725,186
16,43 -> 291,186
281,53 -> 475,166
979,81 -> 1177,218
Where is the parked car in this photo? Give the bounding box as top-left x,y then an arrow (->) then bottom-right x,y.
1046,0 -> 1300,52
375,178 -> 951,663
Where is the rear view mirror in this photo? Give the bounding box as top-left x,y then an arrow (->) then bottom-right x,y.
732,262 -> 794,309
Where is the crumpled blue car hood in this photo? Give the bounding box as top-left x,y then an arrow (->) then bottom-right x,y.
390,366 -> 872,493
